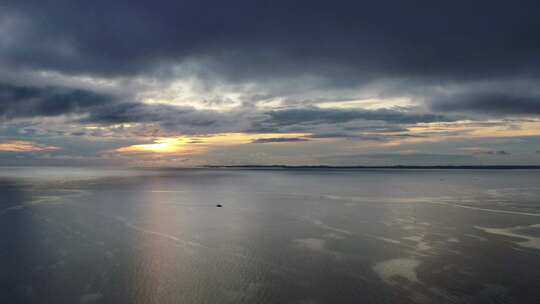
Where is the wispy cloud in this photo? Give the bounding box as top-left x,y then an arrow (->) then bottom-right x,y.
251,137 -> 309,144
0,140 -> 59,152
460,147 -> 511,155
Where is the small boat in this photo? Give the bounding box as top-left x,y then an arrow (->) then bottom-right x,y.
216,204 -> 223,207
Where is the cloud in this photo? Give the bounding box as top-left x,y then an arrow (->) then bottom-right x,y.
459,147 -> 511,155
255,107 -> 457,131
0,140 -> 59,152
2,2 -> 539,128
0,1 -> 539,129
251,137 -> 309,144
0,82 -> 461,138
0,82 -> 253,135
474,150 -> 511,155
0,83 -> 111,119
1,1 -> 540,166
431,91 -> 540,115
1,1 -> 540,84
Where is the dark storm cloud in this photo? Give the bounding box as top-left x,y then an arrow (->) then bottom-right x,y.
260,108 -> 456,127
0,83 -> 243,133
307,132 -> 423,141
80,101 -> 245,134
246,107 -> 462,136
342,125 -> 408,133
1,81 -> 459,138
2,0 -> 540,147
1,0 -> 540,83
431,91 -> 540,115
471,150 -> 511,155
251,137 -> 309,144
0,83 -> 111,119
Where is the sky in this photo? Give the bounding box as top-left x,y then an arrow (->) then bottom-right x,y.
1,0 -> 540,166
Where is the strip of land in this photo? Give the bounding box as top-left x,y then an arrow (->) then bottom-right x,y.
203,165 -> 540,170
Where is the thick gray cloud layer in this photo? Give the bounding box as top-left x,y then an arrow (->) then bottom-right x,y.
0,83 -> 110,119
0,83 -> 251,134
432,91 -> 540,115
1,1 -> 540,118
1,0 -> 540,82
262,108 -> 453,126
1,0 -> 540,166
1,83 -> 456,137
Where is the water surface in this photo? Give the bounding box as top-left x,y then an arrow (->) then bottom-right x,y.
1,167 -> 540,303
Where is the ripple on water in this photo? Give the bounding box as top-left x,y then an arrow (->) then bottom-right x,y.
79,293 -> 103,304
475,224 -> 540,250
294,238 -> 326,252
373,258 -> 420,283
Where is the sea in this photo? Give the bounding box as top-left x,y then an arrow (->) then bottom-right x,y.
1,167 -> 540,303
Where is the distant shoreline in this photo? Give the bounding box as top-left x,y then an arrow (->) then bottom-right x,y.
2,165 -> 540,171
203,165 -> 540,170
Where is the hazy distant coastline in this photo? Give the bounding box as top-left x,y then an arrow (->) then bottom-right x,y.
203,165 -> 540,170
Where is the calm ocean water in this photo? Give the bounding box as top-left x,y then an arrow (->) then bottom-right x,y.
1,167 -> 540,303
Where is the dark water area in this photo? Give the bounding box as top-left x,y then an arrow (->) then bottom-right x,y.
1,167 -> 540,303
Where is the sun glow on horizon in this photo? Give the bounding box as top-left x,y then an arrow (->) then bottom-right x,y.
115,138 -> 194,154
114,133 -> 311,155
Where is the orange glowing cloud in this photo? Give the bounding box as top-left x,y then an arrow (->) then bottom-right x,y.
0,141 -> 60,152
114,133 -> 310,155
377,120 -> 540,147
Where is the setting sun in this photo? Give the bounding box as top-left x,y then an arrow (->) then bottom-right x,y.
114,133 -> 311,155
115,138 -> 192,154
